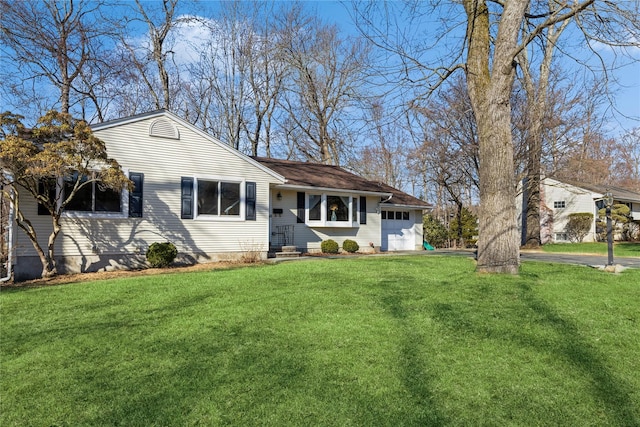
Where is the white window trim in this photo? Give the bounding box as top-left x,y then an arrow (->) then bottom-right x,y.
194,175 -> 246,222
382,210 -> 411,221
306,192 -> 359,228
61,169 -> 130,219
555,232 -> 568,242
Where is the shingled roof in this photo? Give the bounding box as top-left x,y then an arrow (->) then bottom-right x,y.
547,177 -> 640,203
254,157 -> 431,209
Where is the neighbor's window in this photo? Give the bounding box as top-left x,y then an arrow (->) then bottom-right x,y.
64,172 -> 121,213
197,179 -> 240,217
553,201 -> 566,209
555,233 -> 568,241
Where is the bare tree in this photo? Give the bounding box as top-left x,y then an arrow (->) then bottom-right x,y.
350,99 -> 407,189
111,0 -> 188,114
615,128 -> 640,190
355,0 -> 638,273
279,7 -> 369,165
408,77 -> 479,247
517,7 -> 570,248
241,2 -> 288,157
0,0 -> 112,120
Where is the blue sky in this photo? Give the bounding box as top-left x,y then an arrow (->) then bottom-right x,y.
2,0 -> 638,134
308,0 -> 640,135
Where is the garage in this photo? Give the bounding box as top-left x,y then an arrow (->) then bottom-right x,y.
381,210 -> 415,251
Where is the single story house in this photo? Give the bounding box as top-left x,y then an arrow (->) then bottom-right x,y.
254,157 -> 431,254
3,110 -> 431,281
517,177 -> 640,244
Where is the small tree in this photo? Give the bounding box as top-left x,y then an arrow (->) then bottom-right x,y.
596,204 -> 631,241
565,213 -> 593,243
0,111 -> 131,278
449,207 -> 478,248
423,214 -> 448,248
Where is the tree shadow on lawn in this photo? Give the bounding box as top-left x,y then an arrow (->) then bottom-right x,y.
430,282 -> 639,425
378,292 -> 451,425
516,283 -> 639,425
28,297 -> 440,425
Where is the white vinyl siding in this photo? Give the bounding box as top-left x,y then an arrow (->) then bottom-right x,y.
543,178 -> 599,243
14,114 -> 282,264
270,190 -> 381,251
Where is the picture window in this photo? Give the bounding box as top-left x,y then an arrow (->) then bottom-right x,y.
197,179 -> 240,217
305,193 -> 359,227
64,172 -> 121,213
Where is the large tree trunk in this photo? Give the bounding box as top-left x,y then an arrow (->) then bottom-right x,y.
474,98 -> 521,274
464,0 -> 525,274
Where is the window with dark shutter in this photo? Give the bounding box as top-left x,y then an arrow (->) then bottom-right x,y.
359,196 -> 367,224
181,177 -> 194,219
128,172 -> 144,218
297,192 -> 305,223
37,178 -> 56,215
246,182 -> 256,220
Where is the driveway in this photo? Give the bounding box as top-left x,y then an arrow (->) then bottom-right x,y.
429,249 -> 640,269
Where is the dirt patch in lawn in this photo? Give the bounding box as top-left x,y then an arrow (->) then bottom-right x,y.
2,261 -> 249,289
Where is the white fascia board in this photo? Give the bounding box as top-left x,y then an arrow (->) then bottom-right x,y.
383,203 -> 432,210
275,183 -> 392,197
92,110 -> 286,184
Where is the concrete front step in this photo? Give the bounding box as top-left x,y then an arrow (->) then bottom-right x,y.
275,251 -> 301,258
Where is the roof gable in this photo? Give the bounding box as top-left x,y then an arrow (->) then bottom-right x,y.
545,177 -> 640,203
91,110 -> 285,183
254,157 -> 431,209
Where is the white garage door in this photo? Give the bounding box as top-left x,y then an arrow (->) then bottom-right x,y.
381,210 -> 415,251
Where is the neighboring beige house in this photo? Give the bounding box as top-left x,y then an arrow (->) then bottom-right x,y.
4,110 -> 430,281
517,177 -> 640,244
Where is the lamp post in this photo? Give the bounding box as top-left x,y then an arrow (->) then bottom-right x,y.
605,191 -> 614,266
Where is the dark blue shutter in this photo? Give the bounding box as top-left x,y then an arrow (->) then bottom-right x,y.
128,172 -> 144,218
246,182 -> 256,220
359,196 -> 367,224
181,177 -> 194,219
297,192 -> 305,223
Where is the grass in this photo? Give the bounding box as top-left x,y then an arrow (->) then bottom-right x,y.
2,256 -> 639,426
542,242 -> 640,257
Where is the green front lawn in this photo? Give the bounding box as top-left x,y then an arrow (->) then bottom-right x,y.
2,256 -> 639,426
542,242 -> 640,257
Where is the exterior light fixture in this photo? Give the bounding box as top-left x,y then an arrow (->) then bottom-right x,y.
276,192 -> 282,201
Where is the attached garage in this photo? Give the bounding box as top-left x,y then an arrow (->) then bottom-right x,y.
381,210 -> 416,251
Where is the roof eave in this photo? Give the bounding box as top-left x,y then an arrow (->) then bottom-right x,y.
383,203 -> 432,210
274,183 -> 392,197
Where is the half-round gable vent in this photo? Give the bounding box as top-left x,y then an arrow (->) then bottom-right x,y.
149,118 -> 180,139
